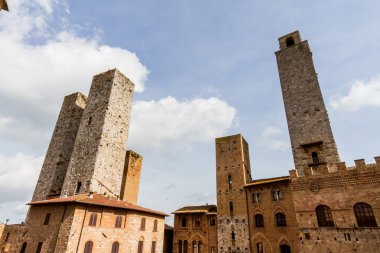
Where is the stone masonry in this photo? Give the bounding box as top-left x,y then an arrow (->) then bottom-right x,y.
275,31 -> 340,174
61,69 -> 135,198
32,92 -> 87,201
120,150 -> 143,204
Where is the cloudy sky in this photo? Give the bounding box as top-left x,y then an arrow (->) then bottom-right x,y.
0,0 -> 379,224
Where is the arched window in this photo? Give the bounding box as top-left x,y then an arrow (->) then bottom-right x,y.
276,213 -> 287,227
153,219 -> 158,231
254,214 -> 264,227
140,217 -> 146,231
88,213 -> 97,226
280,244 -> 291,253
151,240 -> 157,253
354,203 -> 377,227
181,216 -> 187,227
316,205 -> 334,227
286,37 -> 295,47
115,215 -> 122,228
311,152 -> 319,164
19,242 -> 27,253
138,240 -> 144,253
183,240 -> 188,253
111,242 -> 119,253
178,240 -> 183,253
84,241 -> 93,253
228,175 -> 232,189
192,241 -> 198,253
198,241 -> 202,253
36,242 -> 43,253
230,202 -> 234,217
272,190 -> 283,201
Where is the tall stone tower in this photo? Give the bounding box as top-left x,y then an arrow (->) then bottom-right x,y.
61,69 -> 135,198
216,134 -> 252,253
120,150 -> 143,204
32,93 -> 87,201
275,31 -> 340,173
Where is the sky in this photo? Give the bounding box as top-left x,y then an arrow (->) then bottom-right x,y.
0,0 -> 380,225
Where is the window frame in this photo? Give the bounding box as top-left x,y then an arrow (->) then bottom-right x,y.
316,205 -> 334,227
354,202 -> 377,227
275,212 -> 287,227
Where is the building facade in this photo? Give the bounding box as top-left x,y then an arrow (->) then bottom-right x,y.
0,69 -> 167,253
172,31 -> 380,253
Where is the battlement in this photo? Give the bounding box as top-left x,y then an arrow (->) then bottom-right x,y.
290,156 -> 380,180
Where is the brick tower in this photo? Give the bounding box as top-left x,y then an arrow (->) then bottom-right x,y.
216,134 -> 252,253
61,69 -> 135,198
32,93 -> 87,201
275,31 -> 340,174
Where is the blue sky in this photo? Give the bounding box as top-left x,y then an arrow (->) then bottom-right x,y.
0,0 -> 379,224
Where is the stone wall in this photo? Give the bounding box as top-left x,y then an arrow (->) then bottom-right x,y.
120,150 -> 143,204
62,69 -> 135,198
32,93 -> 87,201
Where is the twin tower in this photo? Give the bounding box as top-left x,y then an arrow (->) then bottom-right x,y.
32,69 -> 142,204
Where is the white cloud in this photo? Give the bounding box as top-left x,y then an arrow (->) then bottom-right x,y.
129,96 -> 237,149
257,126 -> 289,151
330,76 -> 380,112
0,0 -> 148,112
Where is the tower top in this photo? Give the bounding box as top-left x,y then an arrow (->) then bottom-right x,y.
278,31 -> 302,50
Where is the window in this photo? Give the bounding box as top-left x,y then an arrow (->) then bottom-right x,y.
36,242 -> 43,253
230,202 -> 234,217
231,231 -> 235,240
254,214 -> 264,227
272,189 -> 283,201
88,117 -> 92,125
153,219 -> 158,231
181,216 -> 187,227
311,152 -> 319,164
344,233 -> 351,241
286,37 -> 295,47
354,202 -> 377,227
111,242 -> 119,253
5,233 -> 10,242
192,241 -> 198,253
194,215 -> 201,227
20,242 -> 27,253
138,241 -> 144,253
88,213 -> 97,226
198,241 -> 202,253
115,215 -> 122,228
252,193 -> 260,203
256,242 -> 264,253
228,175 -> 232,189
151,241 -> 156,253
276,213 -> 287,227
84,241 -> 93,253
280,244 -> 291,253
209,216 -> 216,226
183,240 -> 188,253
178,240 -> 182,253
140,217 -> 146,230
316,205 -> 334,227
43,213 -> 51,225
76,182 -> 82,194
211,246 -> 215,253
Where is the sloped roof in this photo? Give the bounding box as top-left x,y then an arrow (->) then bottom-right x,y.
28,193 -> 168,216
245,176 -> 290,187
172,204 -> 217,214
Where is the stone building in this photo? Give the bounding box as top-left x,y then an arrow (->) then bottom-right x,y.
172,31 -> 380,253
0,69 -> 167,253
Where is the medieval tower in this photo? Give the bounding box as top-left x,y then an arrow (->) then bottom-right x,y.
275,31 -> 340,174
216,134 -> 252,253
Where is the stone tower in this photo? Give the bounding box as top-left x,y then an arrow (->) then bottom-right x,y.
32,93 -> 87,201
216,134 -> 252,253
275,31 -> 340,173
120,150 -> 143,204
61,69 -> 135,198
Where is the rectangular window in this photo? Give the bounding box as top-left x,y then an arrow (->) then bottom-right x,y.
115,215 -> 122,228
344,233 -> 351,241
43,213 -> 51,225
5,233 -> 10,242
151,241 -> 156,253
75,182 -> 82,194
36,242 -> 43,253
138,241 -> 144,253
88,213 -> 98,226
194,215 -> 201,227
209,216 -> 216,226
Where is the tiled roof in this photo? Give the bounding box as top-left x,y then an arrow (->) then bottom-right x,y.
245,176 -> 290,187
172,205 -> 217,214
28,193 -> 168,216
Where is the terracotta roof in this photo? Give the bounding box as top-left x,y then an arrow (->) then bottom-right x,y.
28,193 -> 168,216
245,176 -> 290,187
172,205 -> 217,214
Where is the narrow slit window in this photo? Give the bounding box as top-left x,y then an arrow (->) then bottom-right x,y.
43,213 -> 51,225
75,182 -> 82,194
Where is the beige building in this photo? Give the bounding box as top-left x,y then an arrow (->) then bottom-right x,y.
0,69 -> 167,253
172,31 -> 380,253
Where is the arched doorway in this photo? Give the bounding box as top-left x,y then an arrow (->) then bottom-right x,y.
280,244 -> 291,253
